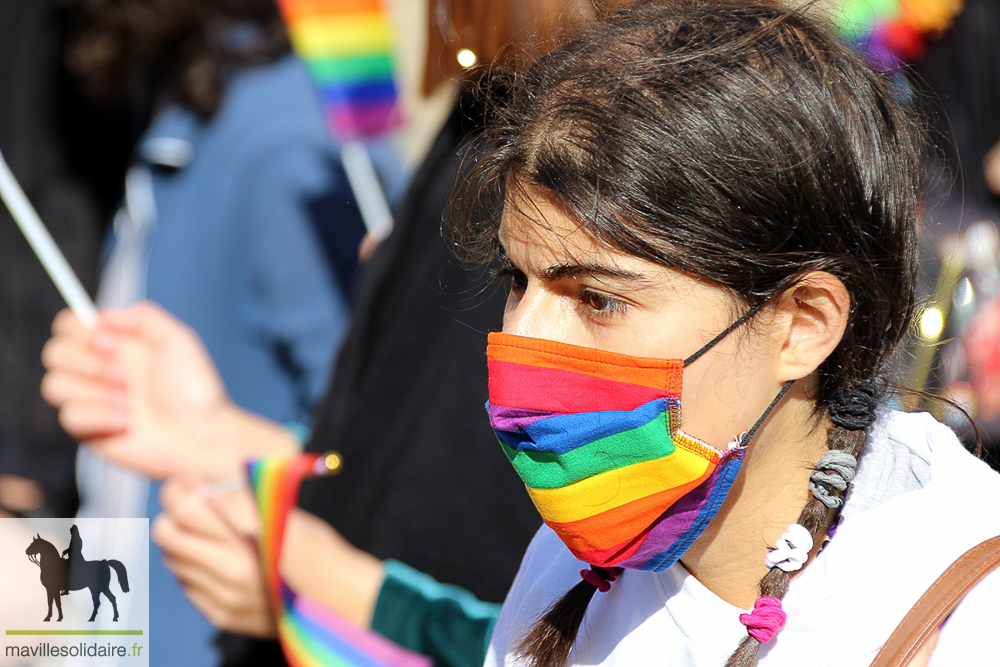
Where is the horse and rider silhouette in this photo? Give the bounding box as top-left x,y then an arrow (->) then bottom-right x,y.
25,525 -> 129,622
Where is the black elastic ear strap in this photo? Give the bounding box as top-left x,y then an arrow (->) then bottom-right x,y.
740,380 -> 795,447
683,299 -> 768,367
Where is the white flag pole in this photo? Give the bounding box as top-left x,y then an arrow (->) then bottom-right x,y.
340,140 -> 393,242
0,148 -> 97,327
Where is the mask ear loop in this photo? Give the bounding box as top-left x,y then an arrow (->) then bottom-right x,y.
739,380 -> 794,447
680,298 -> 793,448
683,299 -> 767,367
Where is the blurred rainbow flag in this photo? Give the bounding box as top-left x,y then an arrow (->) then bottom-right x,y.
248,453 -> 431,667
277,0 -> 400,240
835,0 -> 963,69
277,0 -> 402,140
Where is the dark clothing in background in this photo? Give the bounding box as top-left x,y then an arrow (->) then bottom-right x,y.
910,0 -> 1000,463
913,0 -> 1000,227
0,0 -> 130,515
219,94 -> 540,665
300,95 -> 539,601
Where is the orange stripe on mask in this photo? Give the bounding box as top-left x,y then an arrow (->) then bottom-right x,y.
543,468 -> 713,553
487,332 -> 682,392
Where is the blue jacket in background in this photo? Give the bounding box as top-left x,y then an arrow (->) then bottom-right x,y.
138,54 -> 398,424
96,53 -> 401,666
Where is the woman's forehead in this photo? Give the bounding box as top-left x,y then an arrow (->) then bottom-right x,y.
497,188 -> 730,300
498,193 -> 683,293
499,192 -> 611,265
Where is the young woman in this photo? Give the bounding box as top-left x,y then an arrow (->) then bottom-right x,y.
41,1 -> 1000,666
454,1 -> 1000,665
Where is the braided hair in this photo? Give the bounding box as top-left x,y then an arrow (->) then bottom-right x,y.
726,380 -> 876,665
455,1 -> 924,665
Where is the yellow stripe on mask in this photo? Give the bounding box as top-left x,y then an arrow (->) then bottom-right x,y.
526,448 -> 712,524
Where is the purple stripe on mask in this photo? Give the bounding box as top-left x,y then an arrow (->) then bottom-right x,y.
616,454 -> 735,570
488,403 -> 551,431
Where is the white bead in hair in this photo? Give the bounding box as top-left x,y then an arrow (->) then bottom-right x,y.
764,523 -> 813,572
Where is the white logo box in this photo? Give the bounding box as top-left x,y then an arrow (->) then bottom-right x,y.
0,518 -> 149,667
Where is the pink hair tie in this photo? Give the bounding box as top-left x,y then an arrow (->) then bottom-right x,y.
579,566 -> 620,593
738,596 -> 786,644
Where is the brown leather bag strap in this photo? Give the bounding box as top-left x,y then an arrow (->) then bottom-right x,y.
869,534 -> 1000,667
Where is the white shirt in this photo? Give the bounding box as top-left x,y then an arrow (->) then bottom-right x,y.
485,411 -> 1000,666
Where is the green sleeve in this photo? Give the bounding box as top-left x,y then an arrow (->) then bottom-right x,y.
371,559 -> 502,667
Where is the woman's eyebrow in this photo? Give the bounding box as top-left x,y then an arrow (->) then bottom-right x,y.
496,239 -> 648,283
540,263 -> 647,283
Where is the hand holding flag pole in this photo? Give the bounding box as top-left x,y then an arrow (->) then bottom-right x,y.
0,148 -> 97,327
247,451 -> 432,667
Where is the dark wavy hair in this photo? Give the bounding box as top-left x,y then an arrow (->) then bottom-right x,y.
63,0 -> 288,119
455,1 -> 925,665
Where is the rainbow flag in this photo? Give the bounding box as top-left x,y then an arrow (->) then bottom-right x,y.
277,0 -> 401,139
247,454 -> 431,667
835,0 -> 963,69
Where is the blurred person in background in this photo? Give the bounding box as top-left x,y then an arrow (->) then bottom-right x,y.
774,1 -> 1000,470
46,0 -> 398,663
41,1 -> 619,665
0,0 -> 131,519
898,0 -> 1000,467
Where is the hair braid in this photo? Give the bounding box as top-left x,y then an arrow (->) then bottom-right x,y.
724,381 -> 876,667
515,567 -> 621,667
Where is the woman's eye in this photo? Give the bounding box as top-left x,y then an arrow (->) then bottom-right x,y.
578,289 -> 627,316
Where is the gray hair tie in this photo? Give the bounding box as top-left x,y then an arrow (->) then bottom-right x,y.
809,450 -> 857,509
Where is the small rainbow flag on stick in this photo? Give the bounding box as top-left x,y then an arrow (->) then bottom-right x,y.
247,453 -> 431,667
277,0 -> 401,140
277,0 -> 401,241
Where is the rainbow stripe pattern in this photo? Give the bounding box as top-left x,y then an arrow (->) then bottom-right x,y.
247,455 -> 431,667
277,0 -> 401,139
487,333 -> 745,572
835,0 -> 964,69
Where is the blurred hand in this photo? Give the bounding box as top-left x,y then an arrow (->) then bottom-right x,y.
153,475 -> 384,636
358,232 -> 382,263
41,302 -> 297,480
0,475 -> 45,516
152,477 -> 275,637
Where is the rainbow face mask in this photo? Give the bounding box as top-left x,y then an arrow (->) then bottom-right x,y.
487,326 -> 784,572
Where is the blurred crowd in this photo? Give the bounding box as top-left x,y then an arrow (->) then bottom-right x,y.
1,0 -> 998,665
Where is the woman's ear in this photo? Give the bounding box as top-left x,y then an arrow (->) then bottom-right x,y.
772,272 -> 850,382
